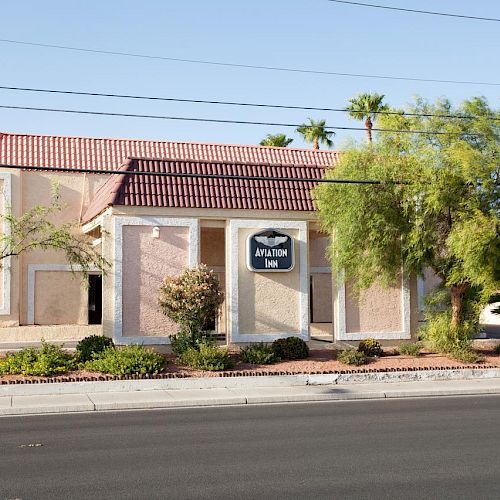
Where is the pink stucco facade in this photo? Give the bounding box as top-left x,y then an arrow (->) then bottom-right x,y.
121,225 -> 190,337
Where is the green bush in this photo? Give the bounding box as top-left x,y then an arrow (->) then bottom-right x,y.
85,345 -> 165,375
169,330 -> 195,356
272,337 -> 309,360
494,344 -> 500,355
358,338 -> 383,357
397,342 -> 422,357
449,348 -> 483,364
239,343 -> 279,365
336,349 -> 366,366
75,335 -> 114,362
0,341 -> 74,376
420,311 -> 477,353
179,342 -> 234,371
159,265 -> 224,346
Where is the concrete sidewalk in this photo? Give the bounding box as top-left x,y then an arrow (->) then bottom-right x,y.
1,374 -> 500,416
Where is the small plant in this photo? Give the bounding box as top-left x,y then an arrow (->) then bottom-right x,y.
336,349 -> 366,366
272,337 -> 309,360
240,343 -> 279,365
358,338 -> 383,357
179,341 -> 234,371
397,342 -> 422,357
0,341 -> 74,376
493,344 -> 500,355
448,348 -> 483,365
75,335 -> 114,362
85,345 -> 165,375
169,330 -> 195,356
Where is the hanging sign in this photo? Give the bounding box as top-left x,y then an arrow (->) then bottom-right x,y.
247,229 -> 294,272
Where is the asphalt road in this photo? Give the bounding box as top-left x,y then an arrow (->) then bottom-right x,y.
1,396 -> 499,500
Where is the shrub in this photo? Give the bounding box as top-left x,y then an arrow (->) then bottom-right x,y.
272,337 -> 309,360
336,349 -> 366,366
240,343 -> 279,365
0,341 -> 74,376
398,342 -> 422,357
179,342 -> 234,371
159,265 -> 224,347
420,311 -> 477,353
494,344 -> 500,355
448,348 -> 483,364
85,345 -> 165,375
358,338 -> 383,357
169,330 -> 195,356
75,335 -> 114,362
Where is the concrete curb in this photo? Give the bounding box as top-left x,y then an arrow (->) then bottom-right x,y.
1,367 -> 500,397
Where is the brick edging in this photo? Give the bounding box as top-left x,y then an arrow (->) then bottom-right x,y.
1,363 -> 498,385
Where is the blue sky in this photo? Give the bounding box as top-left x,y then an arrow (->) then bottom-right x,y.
1,0 -> 498,149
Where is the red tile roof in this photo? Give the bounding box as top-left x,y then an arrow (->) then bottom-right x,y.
0,132 -> 339,170
82,157 -> 326,222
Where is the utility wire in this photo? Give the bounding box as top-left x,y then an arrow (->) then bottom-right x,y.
327,0 -> 500,22
0,38 -> 498,87
0,163 -> 399,185
2,85 -> 499,122
0,104 -> 480,136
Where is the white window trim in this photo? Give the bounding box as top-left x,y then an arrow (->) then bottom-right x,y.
113,216 -> 199,345
0,172 -> 12,315
27,263 -> 100,324
228,219 -> 309,343
335,272 -> 411,340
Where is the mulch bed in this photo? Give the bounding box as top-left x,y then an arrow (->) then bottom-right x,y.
1,349 -> 499,384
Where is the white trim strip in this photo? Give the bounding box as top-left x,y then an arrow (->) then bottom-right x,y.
0,172 -> 12,315
310,266 -> 331,274
27,264 -> 100,325
113,216 -> 199,344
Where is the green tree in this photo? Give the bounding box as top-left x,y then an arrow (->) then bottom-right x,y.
346,92 -> 388,143
315,97 -> 500,350
260,133 -> 294,147
296,118 -> 334,150
0,187 -> 108,276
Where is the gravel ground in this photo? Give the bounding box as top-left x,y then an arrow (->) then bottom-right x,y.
1,349 -> 499,383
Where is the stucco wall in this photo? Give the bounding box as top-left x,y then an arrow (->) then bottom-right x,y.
309,230 -> 332,325
34,271 -> 87,325
309,230 -> 330,268
5,171 -> 108,326
345,277 -> 403,333
122,225 -> 189,337
237,227 -> 300,335
200,227 -> 226,334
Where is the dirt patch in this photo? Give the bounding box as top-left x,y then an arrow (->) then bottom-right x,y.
1,349 -> 499,384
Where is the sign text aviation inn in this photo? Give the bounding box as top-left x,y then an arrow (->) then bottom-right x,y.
247,229 -> 294,272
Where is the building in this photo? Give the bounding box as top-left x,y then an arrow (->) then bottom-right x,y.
0,131 -> 418,347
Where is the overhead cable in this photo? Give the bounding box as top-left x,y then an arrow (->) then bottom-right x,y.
2,85 -> 498,122
0,38 -> 498,86
0,104 -> 481,136
327,0 -> 500,22
0,163 -> 401,185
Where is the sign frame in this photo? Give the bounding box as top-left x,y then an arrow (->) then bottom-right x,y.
246,229 -> 295,273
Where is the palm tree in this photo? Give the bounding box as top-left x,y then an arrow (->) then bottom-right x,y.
346,93 -> 388,143
259,133 -> 294,147
295,118 -> 334,150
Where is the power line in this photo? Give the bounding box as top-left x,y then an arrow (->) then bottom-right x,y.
327,0 -> 500,22
2,85 -> 499,122
0,163 -> 399,185
0,38 -> 498,87
0,104 -> 480,136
